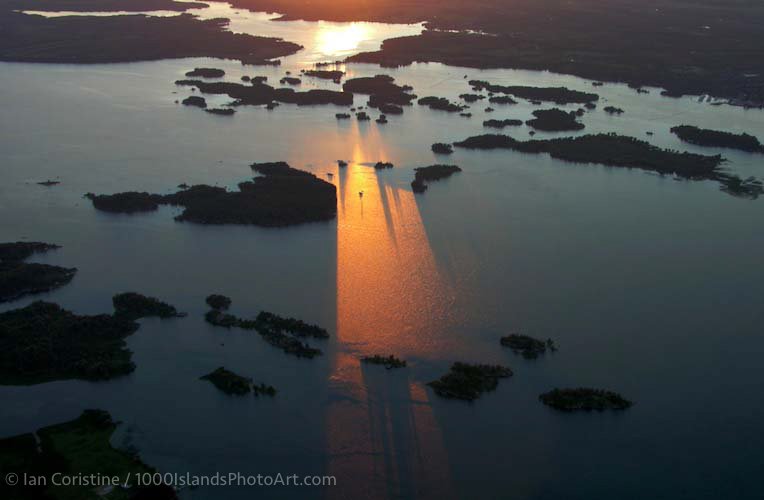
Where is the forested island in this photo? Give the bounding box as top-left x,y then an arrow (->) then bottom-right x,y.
112,292 -> 185,321
303,69 -> 344,82
0,242 -> 76,303
468,81 -> 599,105
342,74 -> 417,108
418,96 -> 465,113
525,109 -> 585,131
204,297 -> 327,358
0,302 -> 139,385
361,355 -> 407,369
484,119 -> 523,129
539,388 -> 633,411
453,133 -> 762,198
500,334 -> 557,359
670,125 -> 764,153
200,367 -> 276,396
0,10 -> 300,65
176,79 -> 352,106
431,143 -> 454,154
185,68 -> 225,78
428,362 -> 513,401
411,165 -> 462,193
86,162 -> 337,227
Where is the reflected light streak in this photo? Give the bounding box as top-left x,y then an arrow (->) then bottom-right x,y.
324,134 -> 456,498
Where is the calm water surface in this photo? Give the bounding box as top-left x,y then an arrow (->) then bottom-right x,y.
1,6 -> 764,500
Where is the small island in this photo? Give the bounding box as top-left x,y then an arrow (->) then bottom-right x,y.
206,294 -> 232,310
356,111 -> 371,121
255,311 -> 329,338
204,299 -> 326,358
112,292 -> 185,321
539,388 -> 633,411
205,107 -> 236,116
200,367 -> 254,395
0,241 -> 77,303
431,143 -> 454,155
500,334 -> 557,359
483,118 -> 523,129
469,80 -> 599,105
181,95 -> 207,108
303,69 -> 344,83
342,74 -> 416,107
374,161 -> 394,169
670,125 -> 764,153
604,106 -> 625,115
176,79 -> 353,106
86,162 -> 337,227
185,67 -> 225,78
201,367 -> 276,397
361,355 -> 407,369
459,93 -> 485,103
428,362 -> 513,401
336,112 -> 351,119
418,96 -> 465,112
525,109 -> 585,131
280,76 -> 301,85
411,164 -> 462,193
488,95 -> 517,105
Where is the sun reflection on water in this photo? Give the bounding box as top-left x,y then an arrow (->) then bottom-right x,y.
319,132 -> 457,498
314,23 -> 371,58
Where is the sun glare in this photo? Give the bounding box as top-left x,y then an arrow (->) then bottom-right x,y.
314,23 -> 371,58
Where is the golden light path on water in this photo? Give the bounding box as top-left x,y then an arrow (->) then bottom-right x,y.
287,123 -> 460,498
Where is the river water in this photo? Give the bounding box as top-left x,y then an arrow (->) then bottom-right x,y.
2,3 -> 764,499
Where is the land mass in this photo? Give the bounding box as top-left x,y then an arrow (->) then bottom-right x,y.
361,355 -> 407,369
8,0 -> 205,11
0,301 -> 139,385
500,334 -> 557,359
469,80 -> 598,105
0,242 -> 76,303
176,79 -> 352,106
670,125 -> 764,154
274,0 -> 764,101
86,162 -> 337,227
0,10 -> 300,65
112,292 -> 185,321
525,109 -> 585,132
201,367 -> 252,395
411,164 -> 462,193
428,362 -> 512,401
483,119 -> 523,129
204,298 -> 326,358
453,133 -> 763,198
206,294 -> 232,310
342,74 -> 416,108
539,388 -> 633,411
0,409 -> 178,500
